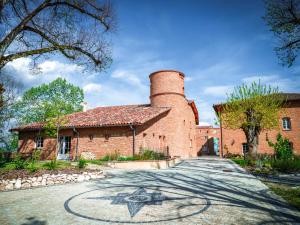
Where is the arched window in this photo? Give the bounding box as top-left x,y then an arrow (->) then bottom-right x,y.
282,117 -> 291,130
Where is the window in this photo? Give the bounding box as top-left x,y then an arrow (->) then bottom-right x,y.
35,137 -> 43,148
282,117 -> 291,130
89,134 -> 94,141
104,134 -> 109,141
242,143 -> 249,153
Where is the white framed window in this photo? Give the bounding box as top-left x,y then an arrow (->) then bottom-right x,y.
35,136 -> 43,148
242,143 -> 249,153
282,117 -> 291,130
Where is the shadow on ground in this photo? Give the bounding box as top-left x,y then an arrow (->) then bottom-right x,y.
83,158 -> 300,224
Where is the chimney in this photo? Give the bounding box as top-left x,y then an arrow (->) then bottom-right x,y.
81,101 -> 88,112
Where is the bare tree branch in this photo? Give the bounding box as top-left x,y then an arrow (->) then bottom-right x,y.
0,0 -> 114,71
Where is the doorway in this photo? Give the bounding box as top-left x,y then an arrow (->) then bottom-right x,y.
57,136 -> 71,160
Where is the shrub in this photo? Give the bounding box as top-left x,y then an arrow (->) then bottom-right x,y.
268,133 -> 293,160
26,149 -> 41,172
43,160 -> 58,170
271,158 -> 300,172
101,155 -> 110,161
101,150 -> 120,161
231,158 -> 254,167
27,161 -> 38,173
78,158 -> 87,169
139,149 -> 165,160
224,153 -> 243,159
117,156 -> 135,161
14,154 -> 27,170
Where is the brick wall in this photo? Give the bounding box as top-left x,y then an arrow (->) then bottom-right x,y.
195,126 -> 220,156
220,100 -> 300,156
17,70 -> 199,160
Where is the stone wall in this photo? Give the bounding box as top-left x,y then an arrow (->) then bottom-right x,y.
0,171 -> 104,191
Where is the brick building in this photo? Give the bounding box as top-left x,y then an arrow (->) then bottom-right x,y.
12,70 -> 200,160
195,126 -> 221,156
213,94 -> 300,157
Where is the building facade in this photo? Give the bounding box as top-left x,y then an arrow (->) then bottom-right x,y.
13,70 -> 200,160
195,126 -> 221,156
213,95 -> 300,156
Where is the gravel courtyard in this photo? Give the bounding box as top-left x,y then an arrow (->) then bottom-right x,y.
0,157 -> 300,225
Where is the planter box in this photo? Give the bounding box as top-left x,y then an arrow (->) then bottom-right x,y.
107,157 -> 181,169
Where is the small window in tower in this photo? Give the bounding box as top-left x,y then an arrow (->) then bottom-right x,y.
153,133 -> 155,137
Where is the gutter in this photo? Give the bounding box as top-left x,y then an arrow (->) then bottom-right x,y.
219,111 -> 223,158
72,127 -> 79,161
129,125 -> 136,156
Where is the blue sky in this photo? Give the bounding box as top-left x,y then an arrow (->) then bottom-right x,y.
5,0 -> 300,126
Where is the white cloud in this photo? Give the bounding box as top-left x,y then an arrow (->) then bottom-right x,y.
203,85 -> 233,97
5,58 -> 84,88
242,75 -> 278,84
39,60 -> 80,74
83,83 -> 102,94
111,69 -> 143,87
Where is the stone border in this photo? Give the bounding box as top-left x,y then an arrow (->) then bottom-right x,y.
0,171 -> 104,191
107,157 -> 181,169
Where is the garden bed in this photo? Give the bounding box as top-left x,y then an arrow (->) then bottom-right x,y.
0,167 -> 99,180
107,157 -> 181,169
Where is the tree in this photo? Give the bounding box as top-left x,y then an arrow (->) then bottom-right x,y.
219,81 -> 285,158
0,71 -> 22,151
15,78 -> 84,158
0,0 -> 114,70
264,0 -> 300,67
15,77 -> 84,125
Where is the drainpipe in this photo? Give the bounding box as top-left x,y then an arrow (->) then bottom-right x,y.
219,111 -> 223,158
129,125 -> 136,156
73,127 -> 79,161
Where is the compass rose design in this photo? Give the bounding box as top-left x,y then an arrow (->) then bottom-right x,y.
87,187 -> 166,217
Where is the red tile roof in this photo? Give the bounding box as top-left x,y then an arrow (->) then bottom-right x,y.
12,104 -> 171,131
187,99 -> 199,125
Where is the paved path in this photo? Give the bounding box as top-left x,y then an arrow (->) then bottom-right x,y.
1,157 -> 300,225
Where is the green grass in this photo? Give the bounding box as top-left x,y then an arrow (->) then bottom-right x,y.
86,160 -> 105,165
0,160 -> 73,172
265,182 -> 300,211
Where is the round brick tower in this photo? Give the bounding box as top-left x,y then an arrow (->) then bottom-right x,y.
148,70 -> 196,158
149,70 -> 185,107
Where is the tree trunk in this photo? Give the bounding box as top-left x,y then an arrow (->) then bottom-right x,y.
248,135 -> 258,159
55,125 -> 59,160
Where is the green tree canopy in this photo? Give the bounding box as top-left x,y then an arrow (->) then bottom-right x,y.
220,81 -> 285,158
16,77 -> 84,125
